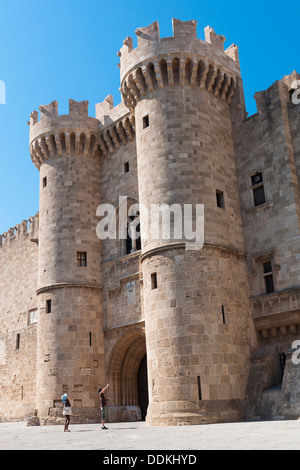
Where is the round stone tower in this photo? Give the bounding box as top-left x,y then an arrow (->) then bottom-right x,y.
29,99 -> 104,421
120,19 -> 255,425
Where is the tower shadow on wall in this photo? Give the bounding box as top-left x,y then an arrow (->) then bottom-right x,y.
138,354 -> 149,421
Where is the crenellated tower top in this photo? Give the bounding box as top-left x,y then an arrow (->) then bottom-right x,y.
29,19 -> 242,170
29,98 -> 135,169
118,18 -> 241,113
29,99 -> 100,170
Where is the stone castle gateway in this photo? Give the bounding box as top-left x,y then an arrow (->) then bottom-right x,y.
1,18 -> 300,425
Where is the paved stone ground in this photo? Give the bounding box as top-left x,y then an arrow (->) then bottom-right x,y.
1,419 -> 300,451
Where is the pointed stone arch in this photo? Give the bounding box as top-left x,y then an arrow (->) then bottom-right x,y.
107,328 -> 147,416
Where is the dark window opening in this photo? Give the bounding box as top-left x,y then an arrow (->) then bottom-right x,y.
126,216 -> 141,255
124,162 -> 129,173
253,185 -> 266,206
151,272 -> 158,290
136,223 -> 141,251
279,352 -> 286,379
43,177 -> 47,188
263,261 -> 272,273
126,232 -> 132,255
264,274 -> 275,294
251,171 -> 266,207
263,261 -> 275,294
216,190 -> 225,209
143,115 -> 149,129
222,305 -> 226,324
251,173 -> 263,186
77,251 -> 87,267
46,299 -> 52,314
89,332 -> 92,347
197,376 -> 202,400
16,334 -> 20,350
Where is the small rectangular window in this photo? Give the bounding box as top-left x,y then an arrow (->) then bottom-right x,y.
16,334 -> 20,350
89,332 -> 92,347
28,309 -> 38,324
251,173 -> 263,186
263,261 -> 272,273
197,376 -> 202,400
253,185 -> 266,206
124,162 -> 129,173
77,251 -> 87,267
216,190 -> 225,209
251,171 -> 266,207
221,305 -> 226,324
263,261 -> 275,294
143,115 -> 149,129
151,272 -> 157,290
265,275 -> 275,294
46,299 -> 52,314
43,177 -> 47,188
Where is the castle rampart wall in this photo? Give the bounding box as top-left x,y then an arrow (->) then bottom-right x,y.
232,75 -> 300,418
234,78 -> 300,300
288,89 -> 300,191
0,215 -> 39,421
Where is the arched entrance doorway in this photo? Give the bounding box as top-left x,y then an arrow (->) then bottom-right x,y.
108,328 -> 148,421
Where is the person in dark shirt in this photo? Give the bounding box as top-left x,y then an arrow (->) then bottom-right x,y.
98,384 -> 109,429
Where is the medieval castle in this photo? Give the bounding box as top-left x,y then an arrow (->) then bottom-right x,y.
0,18 -> 300,426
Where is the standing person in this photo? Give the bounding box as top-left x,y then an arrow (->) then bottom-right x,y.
98,384 -> 109,430
62,394 -> 71,432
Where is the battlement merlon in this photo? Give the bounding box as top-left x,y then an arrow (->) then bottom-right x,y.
118,18 -> 241,80
0,213 -> 39,248
281,70 -> 300,91
96,94 -> 130,127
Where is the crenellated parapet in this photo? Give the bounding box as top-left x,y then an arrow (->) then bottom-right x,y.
29,98 -> 135,169
0,213 -> 39,248
119,18 -> 240,113
29,19 -> 239,168
96,97 -> 135,157
29,99 -> 100,169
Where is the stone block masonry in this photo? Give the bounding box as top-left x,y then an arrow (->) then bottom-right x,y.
0,215 -> 39,421
0,17 -> 299,425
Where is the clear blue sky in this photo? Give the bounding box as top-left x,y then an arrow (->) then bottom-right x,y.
0,0 -> 299,234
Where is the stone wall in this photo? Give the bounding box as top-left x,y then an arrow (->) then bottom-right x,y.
100,139 -> 138,263
0,216 -> 39,421
234,79 -> 300,298
233,74 -> 300,420
99,134 -> 145,419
